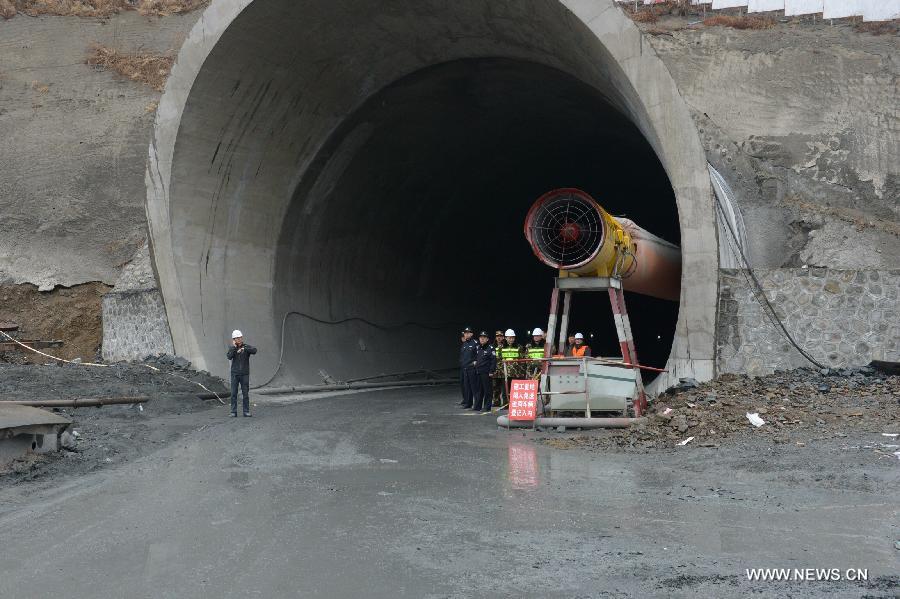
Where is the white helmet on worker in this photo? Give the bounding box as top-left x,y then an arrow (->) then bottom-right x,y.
532,328 -> 544,336
505,329 -> 515,337
231,329 -> 243,339
574,333 -> 584,339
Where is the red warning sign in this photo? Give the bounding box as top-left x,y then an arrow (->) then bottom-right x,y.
509,379 -> 538,421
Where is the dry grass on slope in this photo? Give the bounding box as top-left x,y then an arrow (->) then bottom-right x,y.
703,14 -> 776,30
0,0 -> 14,19
86,43 -> 174,91
854,20 -> 898,36
1,0 -> 207,19
631,10 -> 659,24
137,0 -> 206,16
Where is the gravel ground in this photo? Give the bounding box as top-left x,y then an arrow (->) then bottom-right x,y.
539,367 -> 900,455
0,358 -> 229,481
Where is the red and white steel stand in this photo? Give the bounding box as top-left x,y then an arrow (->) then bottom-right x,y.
543,276 -> 648,417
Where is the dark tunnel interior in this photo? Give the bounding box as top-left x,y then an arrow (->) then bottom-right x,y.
275,58 -> 680,383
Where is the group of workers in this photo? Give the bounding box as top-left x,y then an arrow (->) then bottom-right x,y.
223,325 -> 595,417
457,326 -> 593,412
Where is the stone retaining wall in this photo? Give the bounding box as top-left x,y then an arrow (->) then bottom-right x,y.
716,268 -> 900,375
100,242 -> 174,362
102,289 -> 174,362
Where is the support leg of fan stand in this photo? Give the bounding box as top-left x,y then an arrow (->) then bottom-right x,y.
504,360 -> 510,431
607,285 -> 647,417
558,290 -> 572,356
583,357 -> 589,413
620,289 -> 648,415
544,287 -> 560,378
616,287 -> 648,414
607,287 -> 630,365
539,286 -> 562,417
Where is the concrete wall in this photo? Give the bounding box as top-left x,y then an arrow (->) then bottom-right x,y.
717,268 -> 900,375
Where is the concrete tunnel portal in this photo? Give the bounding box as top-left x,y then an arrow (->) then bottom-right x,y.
147,0 -> 719,390
278,58 -> 681,380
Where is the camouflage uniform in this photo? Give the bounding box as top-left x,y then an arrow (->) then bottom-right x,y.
491,338 -> 507,406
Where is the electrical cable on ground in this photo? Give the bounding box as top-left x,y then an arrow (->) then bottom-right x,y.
711,178 -> 826,370
0,330 -> 227,405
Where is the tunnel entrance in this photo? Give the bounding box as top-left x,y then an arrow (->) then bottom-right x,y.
275,59 -> 680,384
147,0 -> 718,389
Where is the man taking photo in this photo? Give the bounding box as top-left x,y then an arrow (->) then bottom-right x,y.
227,329 -> 257,417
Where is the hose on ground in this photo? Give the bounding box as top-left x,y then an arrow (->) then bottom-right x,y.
253,311 -> 459,389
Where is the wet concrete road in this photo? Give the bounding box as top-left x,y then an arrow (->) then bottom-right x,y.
0,387 -> 897,598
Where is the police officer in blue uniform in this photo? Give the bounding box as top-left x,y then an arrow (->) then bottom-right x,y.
458,327 -> 479,408
472,331 -> 496,412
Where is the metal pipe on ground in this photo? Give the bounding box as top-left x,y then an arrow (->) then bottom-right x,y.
4,397 -> 149,407
198,379 -> 456,399
258,379 -> 456,395
342,368 -> 457,384
496,416 -> 645,428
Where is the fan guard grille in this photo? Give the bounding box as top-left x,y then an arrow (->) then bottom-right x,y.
525,188 -> 606,269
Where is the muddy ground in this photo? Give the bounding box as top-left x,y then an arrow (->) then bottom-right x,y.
0,383 -> 897,597
3,363 -> 899,481
0,359 -> 229,480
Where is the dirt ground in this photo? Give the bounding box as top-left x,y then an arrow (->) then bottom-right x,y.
0,359 -> 229,480
0,282 -> 110,362
539,367 -> 900,456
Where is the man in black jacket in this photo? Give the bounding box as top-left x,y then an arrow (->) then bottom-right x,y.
472,331 -> 496,412
458,327 -> 479,408
227,329 -> 257,417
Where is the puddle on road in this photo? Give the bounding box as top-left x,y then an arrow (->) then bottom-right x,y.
504,438 -> 667,495
507,443 -> 539,489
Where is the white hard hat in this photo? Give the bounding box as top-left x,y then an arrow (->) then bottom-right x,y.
574,333 -> 584,339
231,330 -> 243,338
532,328 -> 544,336
505,329 -> 515,337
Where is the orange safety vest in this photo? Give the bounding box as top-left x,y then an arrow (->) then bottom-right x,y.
572,345 -> 589,357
